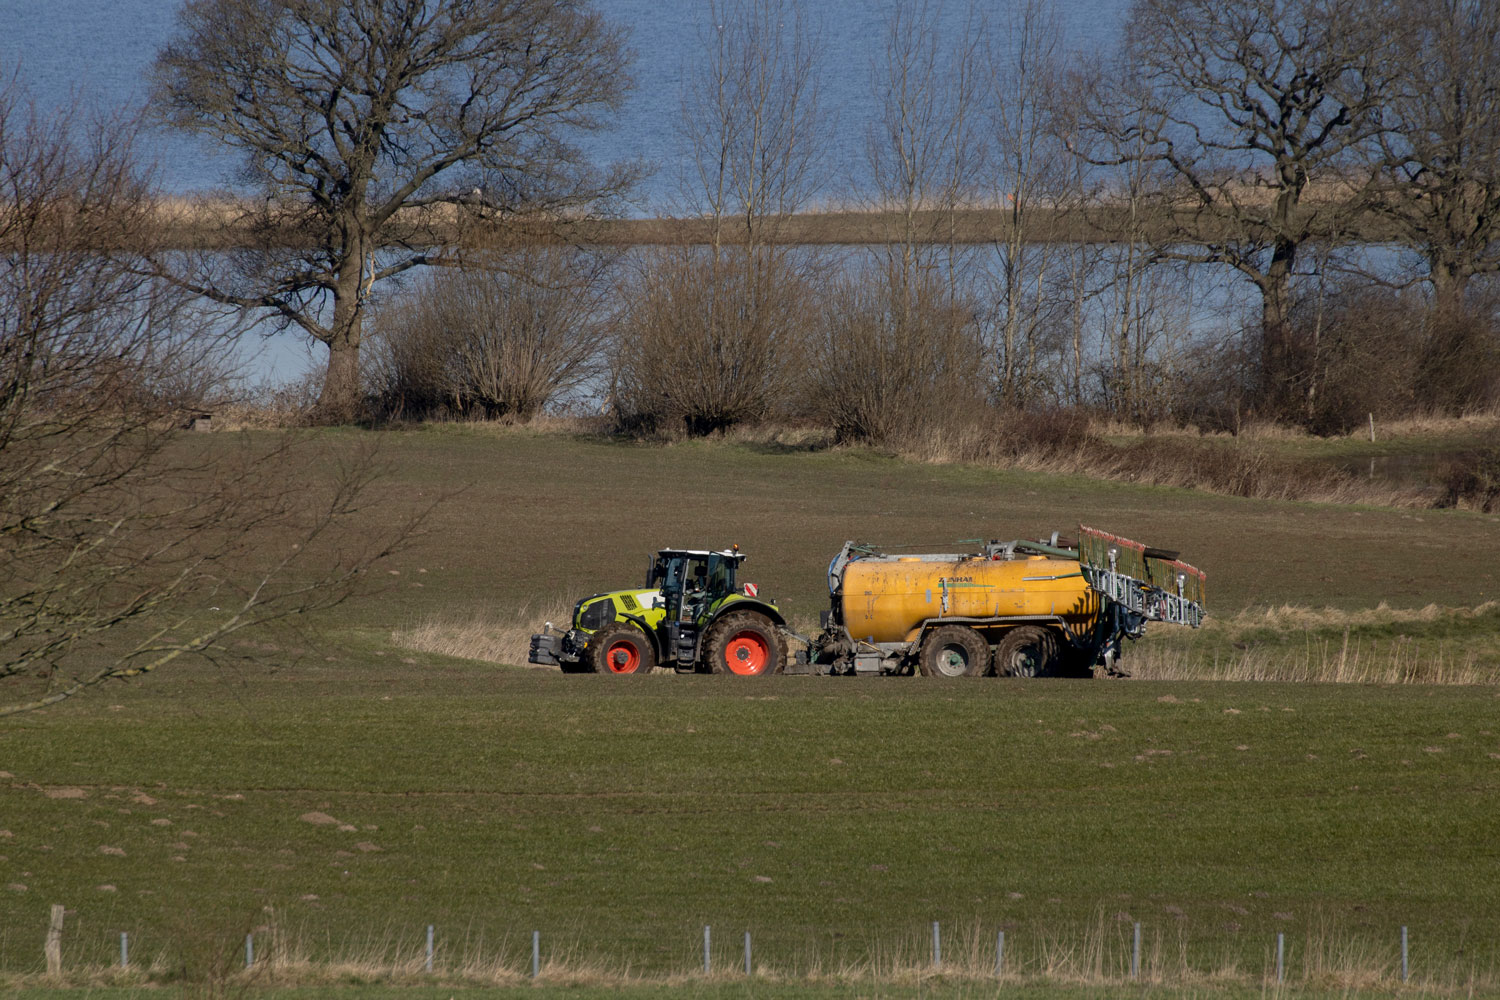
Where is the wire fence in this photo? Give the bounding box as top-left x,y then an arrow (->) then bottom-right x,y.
10,906 -> 1459,992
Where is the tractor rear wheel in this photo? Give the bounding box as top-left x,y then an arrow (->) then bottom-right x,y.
918,625 -> 990,677
704,612 -> 786,676
585,625 -> 656,675
994,626 -> 1060,677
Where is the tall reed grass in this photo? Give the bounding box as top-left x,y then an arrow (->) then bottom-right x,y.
1132,603 -> 1500,685
391,598 -> 576,668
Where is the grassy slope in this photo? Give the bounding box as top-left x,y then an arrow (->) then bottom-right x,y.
333,427 -> 1500,626
3,427 -> 1499,993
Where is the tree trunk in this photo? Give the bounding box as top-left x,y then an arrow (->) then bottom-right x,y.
1258,244 -> 1296,411
1429,256 -> 1469,319
319,333 -> 362,424
314,262 -> 365,424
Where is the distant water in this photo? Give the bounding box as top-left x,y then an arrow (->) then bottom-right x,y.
1,0 -> 1126,207
1,0 -> 1126,385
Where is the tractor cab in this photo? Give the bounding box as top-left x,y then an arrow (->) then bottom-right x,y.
648,548 -> 743,625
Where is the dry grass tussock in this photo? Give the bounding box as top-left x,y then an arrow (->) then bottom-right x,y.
1132,638 -> 1491,685
392,598 -> 575,667
1132,602 -> 1500,685
9,916 -> 1494,996
1091,409 -> 1500,441
1216,601 -> 1500,634
884,415 -> 1440,508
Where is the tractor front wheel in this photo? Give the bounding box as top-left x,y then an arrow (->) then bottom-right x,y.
585,625 -> 656,675
704,613 -> 787,676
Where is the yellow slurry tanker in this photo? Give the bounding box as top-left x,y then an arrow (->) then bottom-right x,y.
800,526 -> 1205,677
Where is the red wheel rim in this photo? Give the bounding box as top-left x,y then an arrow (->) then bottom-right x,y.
605,641 -> 641,674
723,631 -> 771,675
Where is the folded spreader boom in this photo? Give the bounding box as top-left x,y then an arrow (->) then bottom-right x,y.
1078,525 -> 1206,629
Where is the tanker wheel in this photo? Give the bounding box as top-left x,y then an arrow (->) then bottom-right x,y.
994,626 -> 1060,677
704,612 -> 786,676
918,625 -> 990,678
585,625 -> 656,675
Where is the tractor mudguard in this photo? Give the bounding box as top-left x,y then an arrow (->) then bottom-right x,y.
705,596 -> 786,628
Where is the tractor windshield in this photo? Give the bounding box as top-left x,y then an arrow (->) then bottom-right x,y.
647,551 -> 737,597
707,553 -> 737,595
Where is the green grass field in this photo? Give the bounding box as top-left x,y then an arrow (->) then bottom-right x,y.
3,427 -> 1499,997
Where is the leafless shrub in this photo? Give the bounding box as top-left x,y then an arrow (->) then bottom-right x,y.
367,247 -> 612,421
1289,283 -> 1424,435
1163,331 -> 1260,435
610,248 -> 812,435
1438,445 -> 1500,512
1414,296 -> 1500,414
802,268 -> 987,445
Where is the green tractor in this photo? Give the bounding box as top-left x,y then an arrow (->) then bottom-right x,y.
528,547 -> 790,675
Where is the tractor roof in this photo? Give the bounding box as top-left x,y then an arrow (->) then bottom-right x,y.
657,548 -> 743,559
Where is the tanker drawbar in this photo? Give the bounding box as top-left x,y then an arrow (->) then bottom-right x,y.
799,526 -> 1205,678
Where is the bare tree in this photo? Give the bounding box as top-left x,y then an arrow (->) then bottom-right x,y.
0,84 -> 414,717
1067,58 -> 1199,422
612,0 -> 822,436
981,0 -> 1076,406
865,0 -> 985,301
1104,0 -> 1396,414
813,0 -> 990,443
1372,0 -> 1500,316
152,0 -> 635,423
680,0 -> 822,256
367,246 -> 612,420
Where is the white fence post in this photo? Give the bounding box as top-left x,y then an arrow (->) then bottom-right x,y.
45,904 -> 64,976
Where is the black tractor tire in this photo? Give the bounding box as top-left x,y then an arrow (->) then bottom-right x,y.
585,625 -> 656,675
703,612 -> 787,676
918,625 -> 990,677
993,626 -> 1061,677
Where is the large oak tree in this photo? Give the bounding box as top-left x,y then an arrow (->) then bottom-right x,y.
153,0 -> 634,422
1374,0 -> 1500,315
1109,0 -> 1396,412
